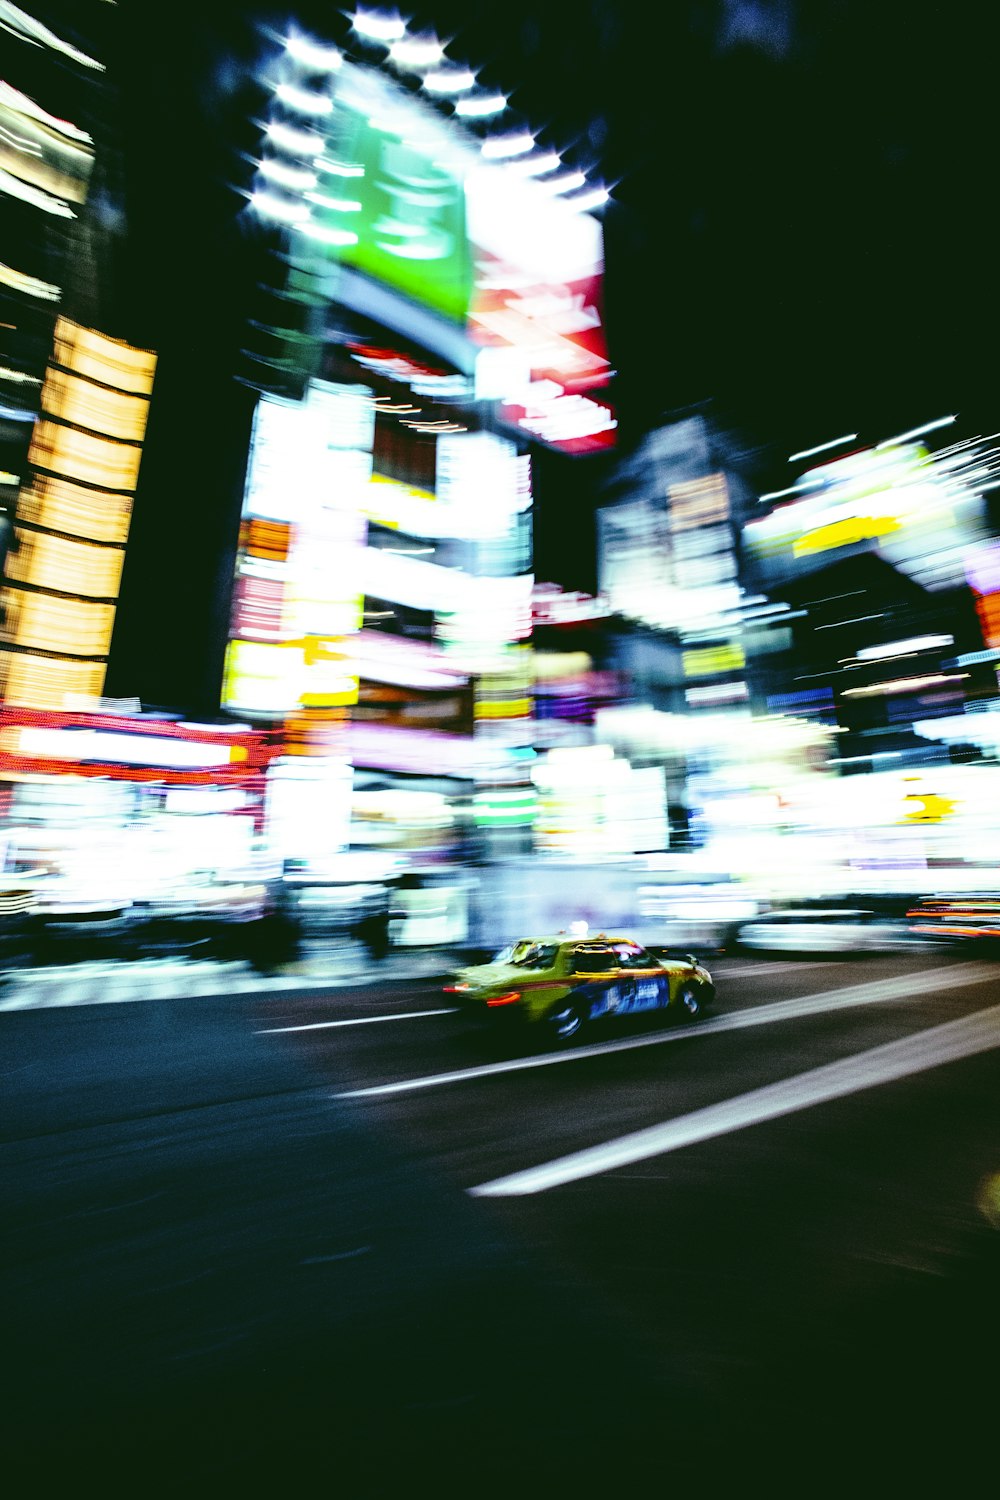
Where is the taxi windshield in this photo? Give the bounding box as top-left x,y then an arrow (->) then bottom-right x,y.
494,941 -> 559,969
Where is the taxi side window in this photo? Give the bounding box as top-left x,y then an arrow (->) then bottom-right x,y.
612,942 -> 652,970
570,945 -> 617,974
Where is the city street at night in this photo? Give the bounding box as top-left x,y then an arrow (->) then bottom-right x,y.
4,952 -> 998,1487
4,5 -> 1000,1493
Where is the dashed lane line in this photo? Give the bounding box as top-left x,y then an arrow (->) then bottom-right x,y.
258,1008 -> 458,1034
712,960 -> 846,978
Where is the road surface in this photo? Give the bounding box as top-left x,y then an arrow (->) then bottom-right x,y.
3,950 -> 997,1489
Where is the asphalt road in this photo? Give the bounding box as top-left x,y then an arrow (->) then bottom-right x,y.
3,950 -> 999,1491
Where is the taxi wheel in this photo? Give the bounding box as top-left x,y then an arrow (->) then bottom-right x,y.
676,984 -> 704,1021
547,998 -> 586,1043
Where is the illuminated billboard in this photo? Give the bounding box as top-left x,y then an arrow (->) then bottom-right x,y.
309,78 -> 474,325
745,443 -> 990,591
254,54 -> 614,451
221,380 -> 373,717
0,319 -> 156,709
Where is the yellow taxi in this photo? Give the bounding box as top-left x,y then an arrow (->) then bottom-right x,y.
445,934 -> 715,1043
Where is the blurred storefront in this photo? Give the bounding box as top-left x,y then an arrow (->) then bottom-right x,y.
0,705 -> 278,919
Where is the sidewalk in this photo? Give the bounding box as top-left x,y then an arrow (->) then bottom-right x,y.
0,942 -> 459,1012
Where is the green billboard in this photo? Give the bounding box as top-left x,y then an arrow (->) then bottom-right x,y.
310,79 -> 474,326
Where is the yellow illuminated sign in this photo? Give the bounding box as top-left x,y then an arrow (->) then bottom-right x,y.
793,513 -> 900,558
0,653 -> 105,709
900,791 -> 957,823
16,476 -> 132,544
52,318 -> 157,395
222,638 -> 303,716
474,697 -> 532,720
0,320 -> 156,707
300,637 -> 360,707
362,473 -> 437,531
682,643 -> 746,677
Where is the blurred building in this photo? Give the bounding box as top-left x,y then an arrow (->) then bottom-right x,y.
0,7 -> 184,914
0,2 -> 106,539
739,424 -> 1000,894
0,3 -> 157,709
217,23 -> 616,894
594,417 -> 767,849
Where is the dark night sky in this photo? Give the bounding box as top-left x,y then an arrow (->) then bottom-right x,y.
104,1 -> 998,708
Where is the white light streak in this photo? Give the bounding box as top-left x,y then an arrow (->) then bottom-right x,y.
353,11 -> 406,42
422,68 -> 476,94
0,80 -> 92,143
0,165 -> 74,217
301,223 -> 359,247
535,170 -> 587,196
0,3 -> 104,71
505,151 -> 562,178
250,189 -> 310,224
390,36 -> 444,68
455,93 -> 508,117
0,259 -> 59,300
403,423 -> 465,433
305,189 -> 362,212
564,185 -> 610,213
788,433 -> 858,462
814,614 -> 884,629
927,433 -> 991,461
515,394 -> 616,443
842,672 -> 968,698
0,121 -> 41,156
875,415 -> 957,450
0,364 -> 39,384
758,476 -> 825,502
285,35 -> 341,71
18,728 -> 240,770
258,1008 -> 454,1034
274,82 -> 333,115
265,120 -> 323,154
481,132 -> 535,158
314,156 -> 365,178
855,634 -> 954,661
258,158 -> 317,191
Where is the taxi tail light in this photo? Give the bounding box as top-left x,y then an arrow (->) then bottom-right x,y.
443,983 -> 470,993
486,990 -> 522,1008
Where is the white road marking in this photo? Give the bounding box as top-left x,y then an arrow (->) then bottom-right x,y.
469,998 -> 1000,1197
711,960 -> 842,978
258,1007 -> 457,1034
333,963 -> 996,1099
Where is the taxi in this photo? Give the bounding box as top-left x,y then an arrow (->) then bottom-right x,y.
444,934 -> 715,1043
